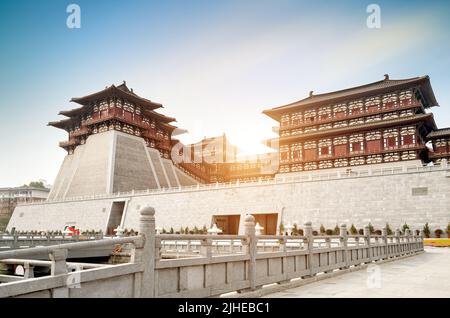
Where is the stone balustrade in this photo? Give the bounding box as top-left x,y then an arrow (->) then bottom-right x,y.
0,233 -> 104,250
15,161 -> 448,206
0,207 -> 424,298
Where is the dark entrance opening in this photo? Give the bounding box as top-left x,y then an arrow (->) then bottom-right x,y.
212,215 -> 240,235
107,201 -> 126,235
252,213 -> 278,235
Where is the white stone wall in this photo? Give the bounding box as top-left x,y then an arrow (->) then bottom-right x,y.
8,162 -> 450,233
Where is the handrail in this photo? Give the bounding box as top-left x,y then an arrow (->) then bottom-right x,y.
0,236 -> 141,260
157,234 -> 247,240
15,162 -> 448,206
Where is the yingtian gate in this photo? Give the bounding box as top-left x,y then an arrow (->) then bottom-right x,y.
7,75 -> 450,235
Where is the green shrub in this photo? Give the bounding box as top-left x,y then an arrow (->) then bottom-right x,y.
423,223 -> 431,238
350,224 -> 358,235
385,223 -> 393,235
325,229 -> 333,235
402,223 -> 410,233
320,224 -> 326,234
368,223 -> 374,234
279,223 -> 284,235
292,224 -> 299,236
358,229 -> 364,235
435,229 -> 443,238
312,230 -> 318,236
447,223 -> 450,236
333,225 -> 340,235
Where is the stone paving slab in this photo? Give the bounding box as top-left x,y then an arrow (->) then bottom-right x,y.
264,247 -> 450,298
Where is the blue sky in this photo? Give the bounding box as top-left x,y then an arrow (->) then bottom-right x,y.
1,0 -> 450,187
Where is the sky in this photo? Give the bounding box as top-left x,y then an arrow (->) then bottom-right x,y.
0,0 -> 450,187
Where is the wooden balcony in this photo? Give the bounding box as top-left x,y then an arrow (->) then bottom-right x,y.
177,162 -> 211,183
281,145 -> 424,165
279,100 -> 422,131
84,113 -> 147,130
143,131 -> 164,141
69,127 -> 90,138
59,139 -> 78,148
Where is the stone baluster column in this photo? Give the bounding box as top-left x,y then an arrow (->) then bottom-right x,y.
131,206 -> 156,298
303,221 -> 314,277
325,236 -> 331,249
49,248 -> 69,298
278,236 -> 289,284
395,229 -> 401,255
405,229 -> 411,253
419,229 -> 424,250
382,227 -> 388,259
364,226 -> 372,261
340,224 -> 349,269
23,261 -> 34,279
201,238 -> 213,259
201,237 -> 213,289
244,214 -> 257,291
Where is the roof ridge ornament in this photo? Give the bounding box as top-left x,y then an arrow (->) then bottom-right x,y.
384,74 -> 389,80
309,90 -> 314,97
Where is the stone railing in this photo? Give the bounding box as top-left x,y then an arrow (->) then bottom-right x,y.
17,161 -> 448,206
0,233 -> 104,250
0,208 -> 424,298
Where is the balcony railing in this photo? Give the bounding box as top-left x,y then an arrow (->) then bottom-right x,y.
59,139 -> 78,148
279,100 -> 422,131
281,145 -> 424,165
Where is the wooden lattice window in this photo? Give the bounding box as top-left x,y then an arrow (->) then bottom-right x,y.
382,93 -> 398,110
291,143 -> 302,162
291,112 -> 302,126
281,115 -> 290,128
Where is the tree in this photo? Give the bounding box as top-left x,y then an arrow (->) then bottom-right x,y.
402,223 -> 410,233
333,225 -> 340,235
320,224 -> 326,234
447,222 -> 450,238
423,223 -> 431,238
292,223 -> 298,236
350,224 -> 358,235
27,181 -> 46,189
368,223 -> 374,234
385,223 -> 393,235
279,222 -> 284,235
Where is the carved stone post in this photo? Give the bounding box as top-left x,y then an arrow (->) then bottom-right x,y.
134,206 -> 156,298
364,226 -> 371,261
382,227 -> 388,259
49,248 -> 68,298
244,214 -> 257,291
304,221 -> 314,277
395,229 -> 401,255
419,229 -> 424,250
201,238 -> 213,258
340,224 -> 349,269
405,229 -> 411,253
23,261 -> 34,279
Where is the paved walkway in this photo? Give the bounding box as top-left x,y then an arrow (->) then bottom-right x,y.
265,247 -> 450,298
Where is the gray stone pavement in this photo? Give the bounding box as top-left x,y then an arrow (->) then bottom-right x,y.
265,247 -> 450,298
